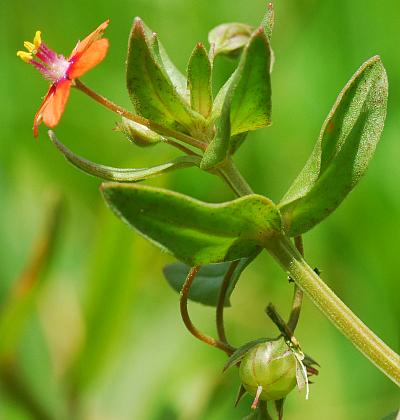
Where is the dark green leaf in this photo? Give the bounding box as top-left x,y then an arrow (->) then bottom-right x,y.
143,22 -> 188,100
208,22 -> 253,58
126,18 -> 203,133
223,338 -> 269,372
205,28 -> 272,168
101,184 -> 281,266
48,131 -> 201,182
163,250 -> 259,307
279,56 -> 388,236
230,28 -> 272,135
187,43 -> 213,117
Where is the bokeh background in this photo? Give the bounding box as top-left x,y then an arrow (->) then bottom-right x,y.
1,0 -> 399,419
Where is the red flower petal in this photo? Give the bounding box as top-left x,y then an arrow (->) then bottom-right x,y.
68,38 -> 109,79
69,19 -> 109,61
33,79 -> 72,137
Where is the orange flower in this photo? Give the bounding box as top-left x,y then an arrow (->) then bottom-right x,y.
17,20 -> 109,137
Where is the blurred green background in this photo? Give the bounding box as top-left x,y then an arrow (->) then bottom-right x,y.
1,0 -> 399,419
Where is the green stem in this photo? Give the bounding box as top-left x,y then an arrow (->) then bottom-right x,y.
216,260 -> 240,345
287,236 -> 304,333
180,267 -> 235,356
265,235 -> 400,386
220,158 -> 400,386
218,158 -> 253,196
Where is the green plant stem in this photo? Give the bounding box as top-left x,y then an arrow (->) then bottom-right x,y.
180,267 -> 235,356
265,234 -> 400,386
216,260 -> 240,344
220,157 -> 400,386
74,79 -> 208,151
287,236 -> 304,333
218,158 -> 253,196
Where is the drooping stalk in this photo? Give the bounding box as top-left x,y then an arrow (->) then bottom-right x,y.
216,260 -> 240,345
180,266 -> 235,356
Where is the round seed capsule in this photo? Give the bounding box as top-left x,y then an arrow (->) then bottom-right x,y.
239,338 -> 297,402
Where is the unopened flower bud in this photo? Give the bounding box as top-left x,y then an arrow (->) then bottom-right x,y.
239,338 -> 297,403
118,117 -> 164,147
208,23 -> 253,58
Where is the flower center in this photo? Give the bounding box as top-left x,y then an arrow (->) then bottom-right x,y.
17,31 -> 71,83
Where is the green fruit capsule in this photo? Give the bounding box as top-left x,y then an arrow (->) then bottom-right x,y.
239,338 -> 297,402
118,117 -> 164,147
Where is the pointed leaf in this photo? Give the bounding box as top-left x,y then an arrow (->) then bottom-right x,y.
187,43 -> 213,117
101,184 -> 281,266
142,21 -> 188,99
48,131 -> 200,182
235,385 -> 247,407
279,56 -> 388,236
204,28 -> 272,168
163,250 -> 259,307
261,2 -> 275,41
126,18 -> 203,133
230,28 -> 272,135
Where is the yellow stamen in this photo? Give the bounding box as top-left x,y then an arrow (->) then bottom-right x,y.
24,41 -> 36,52
33,31 -> 42,49
18,30 -> 42,63
17,51 -> 33,63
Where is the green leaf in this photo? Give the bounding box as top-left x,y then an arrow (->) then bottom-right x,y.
208,22 -> 253,58
101,184 -> 282,266
126,18 -> 203,133
201,28 -> 272,168
187,43 -> 213,118
230,28 -> 272,135
279,56 -> 388,237
163,250 -> 259,307
48,131 -> 201,182
261,2 -> 275,41
223,338 -> 269,372
199,77 -> 234,169
142,22 -> 188,100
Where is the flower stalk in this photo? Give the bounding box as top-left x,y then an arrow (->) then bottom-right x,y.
74,79 -> 208,151
180,266 -> 235,356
